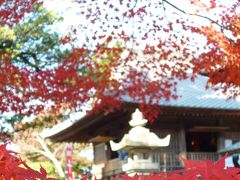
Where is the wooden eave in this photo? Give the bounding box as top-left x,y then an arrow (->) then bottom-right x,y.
47,109 -> 130,143
47,103 -> 240,143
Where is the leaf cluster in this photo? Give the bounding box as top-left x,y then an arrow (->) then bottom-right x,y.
107,157 -> 240,180
0,143 -> 56,179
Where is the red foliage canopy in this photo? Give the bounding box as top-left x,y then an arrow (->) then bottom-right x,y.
0,0 -> 41,26
0,143 -> 56,179
113,157 -> 240,180
0,0 -> 239,120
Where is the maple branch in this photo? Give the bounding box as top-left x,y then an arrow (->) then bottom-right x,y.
131,0 -> 139,10
17,140 -> 47,157
53,144 -> 64,157
123,0 -> 139,50
36,135 -> 65,178
36,134 -> 52,154
14,52 -> 40,71
131,0 -> 139,50
162,0 -> 172,25
162,0 -> 224,29
59,145 -> 66,165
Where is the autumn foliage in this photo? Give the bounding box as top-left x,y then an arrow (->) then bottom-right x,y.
1,0 -> 240,179
0,140 -> 238,180
0,0 -> 41,27
0,0 -> 239,121
113,157 -> 240,180
0,142 -> 55,179
0,138 -> 239,179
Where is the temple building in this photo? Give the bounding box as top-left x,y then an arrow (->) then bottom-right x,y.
42,75 -> 240,179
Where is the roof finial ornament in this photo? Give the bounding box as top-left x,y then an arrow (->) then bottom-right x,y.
129,108 -> 148,127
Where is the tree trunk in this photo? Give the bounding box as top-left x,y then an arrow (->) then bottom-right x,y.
36,135 -> 65,178
45,151 -> 65,178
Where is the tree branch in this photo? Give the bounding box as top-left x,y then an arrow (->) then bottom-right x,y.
35,135 -> 65,178
162,0 -> 224,29
36,134 -> 52,154
18,141 -> 47,157
131,0 -> 139,10
14,52 -> 40,71
53,144 -> 64,157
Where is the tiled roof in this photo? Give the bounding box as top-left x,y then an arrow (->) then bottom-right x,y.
42,75 -> 240,138
161,76 -> 240,110
122,75 -> 240,110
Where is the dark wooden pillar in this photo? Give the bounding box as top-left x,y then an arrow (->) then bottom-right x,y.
178,123 -> 187,159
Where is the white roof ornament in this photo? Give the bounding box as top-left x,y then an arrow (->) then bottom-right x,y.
110,108 -> 170,152
129,108 -> 148,127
